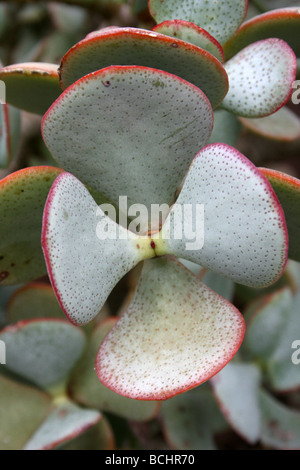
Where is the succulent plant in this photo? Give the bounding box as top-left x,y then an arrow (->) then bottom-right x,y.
0,0 -> 300,450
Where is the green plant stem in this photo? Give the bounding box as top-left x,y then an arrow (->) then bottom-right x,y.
46,381 -> 69,402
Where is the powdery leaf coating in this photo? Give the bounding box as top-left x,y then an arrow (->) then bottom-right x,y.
222,38 -> 297,118
211,363 -> 261,444
42,172 -> 154,326
59,28 -> 228,108
42,66 -> 213,220
260,390 -> 300,450
0,62 -> 62,115
148,0 -> 248,45
152,20 -> 224,62
0,319 -> 86,388
6,283 -> 65,322
240,106 -> 300,142
244,288 -> 293,361
0,166 -> 63,285
261,168 -> 300,262
160,143 -> 288,288
97,257 -> 245,400
69,318 -> 160,421
224,7 -> 300,60
24,401 -> 101,450
0,375 -> 52,451
244,287 -> 300,392
160,387 -> 226,450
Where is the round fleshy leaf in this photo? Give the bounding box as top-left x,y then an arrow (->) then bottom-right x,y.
42,172 -> 155,326
160,387 -> 227,450
284,259 -> 300,293
159,143 -> 288,288
0,166 -> 63,286
222,38 -> 297,118
266,290 -> 300,392
6,283 -> 65,323
244,288 -> 300,392
0,319 -> 86,388
244,288 -> 293,360
97,257 -> 245,400
0,285 -> 20,328
59,28 -> 228,108
42,66 -> 214,222
148,0 -> 248,45
62,417 -> 114,450
69,318 -> 160,421
152,20 -> 224,62
0,105 -> 21,169
0,375 -> 52,451
260,390 -> 300,450
209,109 -> 242,147
260,168 -> 300,262
240,106 -> 300,141
224,7 -> 300,60
211,363 -> 261,444
23,401 -> 101,450
0,62 -> 62,115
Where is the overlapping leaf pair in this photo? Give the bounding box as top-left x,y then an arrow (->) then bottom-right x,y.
40,62 -> 289,400
0,0 -> 299,401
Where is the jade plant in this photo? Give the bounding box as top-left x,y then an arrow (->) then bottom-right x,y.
0,0 -> 300,450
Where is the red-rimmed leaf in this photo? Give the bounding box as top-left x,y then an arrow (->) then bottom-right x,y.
62,417 -> 114,450
244,287 -> 300,392
152,20 -> 224,62
0,375 -> 52,451
211,363 -> 261,444
240,106 -> 300,142
0,62 -> 62,115
23,401 -> 101,450
260,390 -> 300,450
96,257 -> 245,400
222,38 -> 297,117
6,283 -> 65,323
158,143 -> 288,288
0,105 -> 20,169
0,318 -> 86,388
244,288 -> 293,356
148,0 -> 248,45
260,168 -> 300,262
42,172 -> 156,326
224,7 -> 300,60
69,318 -> 160,421
59,27 -> 228,108
160,386 -> 227,450
0,166 -> 63,285
42,65 -> 213,223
